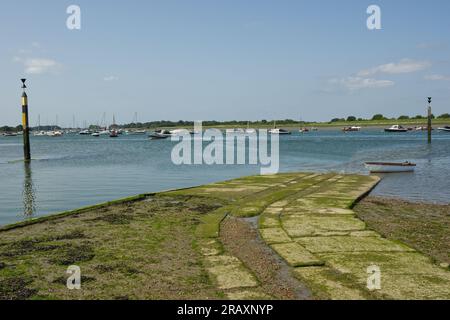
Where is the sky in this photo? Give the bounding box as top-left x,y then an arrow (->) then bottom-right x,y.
1,0 -> 450,126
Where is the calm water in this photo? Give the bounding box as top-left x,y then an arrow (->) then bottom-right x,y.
1,129 -> 449,226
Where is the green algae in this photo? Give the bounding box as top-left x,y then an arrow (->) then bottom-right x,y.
271,243 -> 324,267
296,235 -> 415,254
205,255 -> 258,290
259,228 -> 292,244
282,215 -> 366,238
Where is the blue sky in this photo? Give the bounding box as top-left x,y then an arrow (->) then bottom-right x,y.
1,0 -> 450,126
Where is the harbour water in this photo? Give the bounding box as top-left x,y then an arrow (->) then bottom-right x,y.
1,129 -> 449,226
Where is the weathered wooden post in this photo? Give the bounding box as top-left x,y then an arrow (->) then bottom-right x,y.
427,97 -> 432,144
21,79 -> 31,161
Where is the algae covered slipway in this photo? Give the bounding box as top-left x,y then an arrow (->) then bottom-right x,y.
0,173 -> 449,300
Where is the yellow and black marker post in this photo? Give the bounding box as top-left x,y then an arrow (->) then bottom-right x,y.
21,79 -> 31,161
427,97 -> 432,144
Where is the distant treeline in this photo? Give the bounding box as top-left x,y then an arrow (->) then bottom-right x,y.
118,119 -> 300,129
331,113 -> 450,123
119,113 -> 450,128
0,125 -> 61,133
1,113 -> 449,132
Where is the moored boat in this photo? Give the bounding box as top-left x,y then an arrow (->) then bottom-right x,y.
149,130 -> 171,139
384,125 -> 408,133
269,128 -> 291,135
2,132 -> 18,137
109,130 -> 119,138
438,126 -> 450,132
343,126 -> 361,132
245,122 -> 256,134
98,130 -> 110,136
364,161 -> 416,173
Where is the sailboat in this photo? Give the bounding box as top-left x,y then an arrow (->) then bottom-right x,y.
268,121 -> 291,135
33,115 -> 46,136
109,115 -> 119,137
245,121 -> 256,134
129,112 -> 147,135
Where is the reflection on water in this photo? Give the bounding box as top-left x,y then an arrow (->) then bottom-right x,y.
22,162 -> 36,217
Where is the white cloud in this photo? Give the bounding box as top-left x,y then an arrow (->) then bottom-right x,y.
23,58 -> 61,74
103,75 -> 119,81
358,59 -> 431,77
330,77 -> 394,91
424,74 -> 450,81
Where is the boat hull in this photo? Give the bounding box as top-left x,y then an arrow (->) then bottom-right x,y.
365,162 -> 416,173
149,133 -> 170,139
384,129 -> 408,133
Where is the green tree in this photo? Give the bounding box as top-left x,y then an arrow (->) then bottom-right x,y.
346,116 -> 357,122
438,113 -> 450,119
371,114 -> 385,121
398,115 -> 410,120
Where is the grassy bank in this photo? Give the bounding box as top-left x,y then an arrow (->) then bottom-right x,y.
142,118 -> 450,131
0,173 -> 449,300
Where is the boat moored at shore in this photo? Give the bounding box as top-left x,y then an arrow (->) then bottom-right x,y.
365,161 -> 416,173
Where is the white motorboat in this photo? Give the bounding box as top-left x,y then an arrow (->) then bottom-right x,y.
91,132 -> 100,137
343,126 -> 361,132
98,130 -> 110,136
365,161 -> 416,173
170,129 -> 191,136
149,130 -> 171,139
438,126 -> 450,132
384,125 -> 408,133
33,130 -> 47,136
79,130 -> 90,135
2,132 -> 18,137
46,130 -> 63,137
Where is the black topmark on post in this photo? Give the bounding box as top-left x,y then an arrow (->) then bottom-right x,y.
21,79 -> 31,161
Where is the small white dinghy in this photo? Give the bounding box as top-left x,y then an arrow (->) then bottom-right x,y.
365,161 -> 416,173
